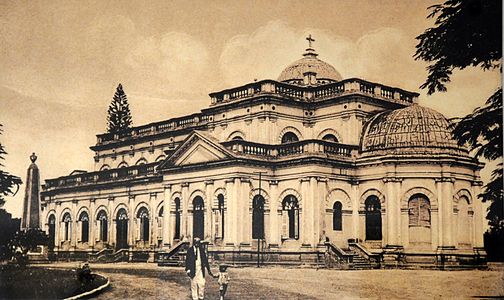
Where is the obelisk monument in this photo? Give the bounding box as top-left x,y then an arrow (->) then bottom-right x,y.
21,153 -> 40,229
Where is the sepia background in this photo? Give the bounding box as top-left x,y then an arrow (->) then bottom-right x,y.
0,0 -> 501,217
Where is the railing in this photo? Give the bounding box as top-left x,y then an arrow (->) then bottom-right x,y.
348,242 -> 382,267
96,113 -> 209,144
156,240 -> 189,266
222,139 -> 358,159
44,162 -> 159,190
325,242 -> 353,267
210,78 -> 418,106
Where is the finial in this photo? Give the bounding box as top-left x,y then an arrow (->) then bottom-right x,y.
306,34 -> 315,48
30,152 -> 37,163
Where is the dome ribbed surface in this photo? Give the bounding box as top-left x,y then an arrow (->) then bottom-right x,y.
278,55 -> 342,84
361,105 -> 462,154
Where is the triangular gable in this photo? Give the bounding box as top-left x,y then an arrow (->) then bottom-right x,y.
158,131 -> 235,169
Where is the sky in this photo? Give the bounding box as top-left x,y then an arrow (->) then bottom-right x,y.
0,0 -> 501,217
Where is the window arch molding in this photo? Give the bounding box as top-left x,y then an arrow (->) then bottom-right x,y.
326,188 -> 351,210
213,188 -> 227,209
188,190 -> 206,211
46,210 -> 57,224
113,203 -> 130,220
99,164 -> 111,171
401,187 -> 437,211
117,161 -> 129,168
249,188 -> 270,211
76,207 -> 91,220
359,189 -> 385,211
453,189 -> 473,210
317,129 -> 342,143
227,130 -> 246,141
278,126 -> 303,144
135,158 -> 148,165
94,205 -> 109,220
277,189 -> 302,211
60,209 -> 73,222
134,202 -> 152,218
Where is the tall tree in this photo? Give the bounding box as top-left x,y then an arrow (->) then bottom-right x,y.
415,0 -> 503,260
107,83 -> 133,133
0,124 -> 22,207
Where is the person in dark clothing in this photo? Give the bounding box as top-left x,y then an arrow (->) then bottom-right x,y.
185,237 -> 214,300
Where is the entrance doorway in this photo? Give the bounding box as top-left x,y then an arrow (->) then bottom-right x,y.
116,208 -> 129,249
193,196 -> 204,239
365,196 -> 382,240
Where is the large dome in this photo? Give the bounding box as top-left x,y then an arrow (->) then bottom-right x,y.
361,104 -> 464,155
278,48 -> 342,84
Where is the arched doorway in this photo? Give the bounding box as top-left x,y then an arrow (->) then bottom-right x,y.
62,212 -> 72,242
48,215 -> 56,248
97,210 -> 108,242
193,196 -> 204,239
365,196 -> 382,240
215,194 -> 225,239
78,211 -> 89,243
333,201 -> 342,231
137,207 -> 150,243
252,195 -> 265,239
174,198 -> 181,240
282,195 -> 299,240
116,208 -> 128,249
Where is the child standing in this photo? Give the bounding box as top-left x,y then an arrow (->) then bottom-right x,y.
214,264 -> 230,300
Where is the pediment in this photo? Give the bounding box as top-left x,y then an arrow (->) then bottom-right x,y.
175,141 -> 228,166
158,131 -> 235,169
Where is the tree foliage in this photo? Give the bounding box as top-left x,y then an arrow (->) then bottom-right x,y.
8,228 -> 48,266
415,0 -> 503,260
106,84 -> 133,133
414,0 -> 502,95
0,124 -> 22,207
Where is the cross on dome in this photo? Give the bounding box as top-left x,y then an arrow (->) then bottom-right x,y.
306,34 -> 315,48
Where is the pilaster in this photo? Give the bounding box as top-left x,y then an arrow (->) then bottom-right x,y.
269,180 -> 280,246
181,182 -> 189,239
205,180 -> 214,241
162,184 -> 172,248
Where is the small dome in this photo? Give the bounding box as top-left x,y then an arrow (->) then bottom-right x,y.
278,48 -> 342,85
361,105 -> 464,155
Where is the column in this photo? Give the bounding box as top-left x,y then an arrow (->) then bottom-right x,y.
317,178 -> 327,245
269,180 -> 280,247
55,202 -> 61,251
181,183 -> 189,240
162,184 -> 172,248
436,177 -> 455,248
231,178 -> 241,245
300,177 -> 311,245
241,178 -> 251,245
90,198 -> 96,248
310,177 -> 319,247
128,194 -> 135,247
384,178 -> 402,247
351,180 -> 360,241
108,197 -> 114,247
472,181 -> 484,248
71,200 -> 77,249
224,179 -> 235,246
205,180 -> 214,241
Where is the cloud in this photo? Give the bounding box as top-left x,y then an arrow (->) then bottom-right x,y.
125,32 -> 210,99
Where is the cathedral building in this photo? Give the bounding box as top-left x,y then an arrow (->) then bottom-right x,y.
40,38 -> 486,266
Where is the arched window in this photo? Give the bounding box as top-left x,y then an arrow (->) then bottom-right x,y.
457,196 -> 471,246
62,212 -> 72,241
282,195 -> 299,240
116,208 -> 129,249
193,196 -> 205,239
322,134 -> 338,143
408,194 -> 431,227
97,210 -> 108,242
252,195 -> 265,239
365,196 -> 382,240
118,161 -> 129,168
232,136 -> 244,141
332,202 -> 342,231
215,194 -> 225,239
48,215 -> 56,248
78,211 -> 89,243
136,158 -> 148,165
137,207 -> 150,242
174,198 -> 181,240
157,206 -> 164,244
281,132 -> 299,144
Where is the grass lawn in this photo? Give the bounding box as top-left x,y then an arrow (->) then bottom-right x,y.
34,263 -> 504,299
0,265 -> 108,299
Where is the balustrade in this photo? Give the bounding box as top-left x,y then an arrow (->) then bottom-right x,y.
44,162 -> 159,190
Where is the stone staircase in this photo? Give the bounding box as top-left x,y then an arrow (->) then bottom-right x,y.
157,241 -> 189,267
349,251 -> 373,270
